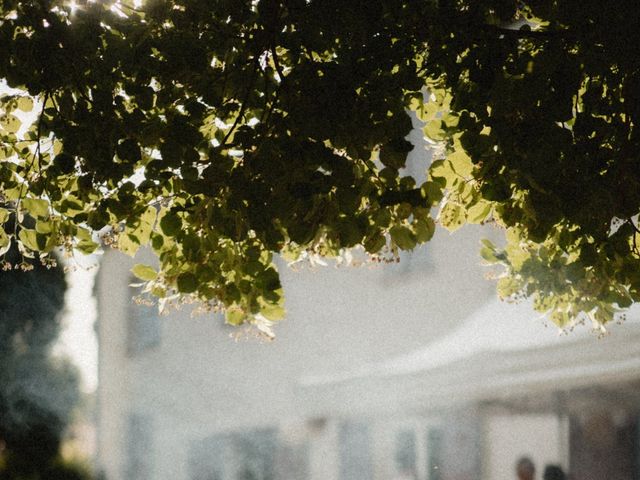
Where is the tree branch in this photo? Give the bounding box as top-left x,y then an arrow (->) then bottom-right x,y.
271,45 -> 285,83
221,59 -> 260,148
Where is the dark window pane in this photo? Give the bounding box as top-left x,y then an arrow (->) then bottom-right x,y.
427,428 -> 443,480
396,429 -> 417,473
231,428 -> 277,480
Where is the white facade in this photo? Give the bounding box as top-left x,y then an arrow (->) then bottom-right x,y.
96,223 -> 499,479
95,219 -> 640,480
483,414 -> 568,480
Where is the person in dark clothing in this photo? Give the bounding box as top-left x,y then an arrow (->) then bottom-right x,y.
543,465 -> 567,480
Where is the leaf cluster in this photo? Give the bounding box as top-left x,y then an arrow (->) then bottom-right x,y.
421,0 -> 640,327
1,0 -> 639,330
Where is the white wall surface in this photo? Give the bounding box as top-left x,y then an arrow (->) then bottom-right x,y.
483,414 -> 568,480
95,223 -> 499,480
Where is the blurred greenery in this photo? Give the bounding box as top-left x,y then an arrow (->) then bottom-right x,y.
0,242 -> 86,479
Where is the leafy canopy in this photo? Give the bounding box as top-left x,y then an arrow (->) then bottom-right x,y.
1,0 -> 639,331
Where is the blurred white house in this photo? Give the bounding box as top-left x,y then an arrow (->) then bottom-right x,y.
94,217 -> 640,480
95,119 -> 640,480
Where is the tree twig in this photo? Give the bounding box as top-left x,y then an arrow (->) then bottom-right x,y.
221,59 -> 260,148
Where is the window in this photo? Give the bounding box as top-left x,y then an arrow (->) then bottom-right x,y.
276,443 -> 309,480
189,434 -> 226,480
396,429 -> 417,475
189,428 -> 277,480
127,280 -> 161,355
427,428 -> 443,480
231,429 -> 277,480
425,418 -> 481,480
339,421 -> 373,480
124,413 -> 153,480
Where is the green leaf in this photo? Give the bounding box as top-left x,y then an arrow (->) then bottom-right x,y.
176,272 -> 198,293
260,303 -> 285,321
124,206 -> 157,247
380,139 -> 413,169
117,233 -> 140,256
0,208 -> 10,224
0,114 -> 21,133
421,181 -> 444,205
364,231 -> 387,253
447,150 -> 473,178
497,277 -> 521,299
390,225 -> 416,250
35,219 -> 54,234
22,198 -> 49,218
17,97 -> 34,112
414,217 -> 436,243
116,139 -> 142,162
0,228 -> 10,249
18,229 -> 45,251
131,264 -> 158,281
151,285 -> 167,298
76,226 -> 98,254
466,201 -> 492,224
2,186 -> 22,201
429,159 -> 457,184
53,139 -> 63,156
58,196 -> 85,216
225,306 -> 246,326
53,153 -> 76,174
480,245 -> 499,263
160,212 -> 182,237
423,119 -> 446,141
439,202 -> 466,232
414,101 -> 439,123
0,232 -> 10,257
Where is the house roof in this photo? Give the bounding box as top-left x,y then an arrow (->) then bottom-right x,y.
298,299 -> 640,416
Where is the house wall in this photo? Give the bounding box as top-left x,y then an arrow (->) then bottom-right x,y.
482,414 -> 567,480
96,248 -> 139,480
95,220 -> 500,480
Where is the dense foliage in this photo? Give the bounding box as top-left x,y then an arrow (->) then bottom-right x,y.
1,0 -> 639,330
0,245 -> 82,478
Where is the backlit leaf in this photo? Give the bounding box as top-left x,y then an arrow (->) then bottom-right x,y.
131,264 -> 158,281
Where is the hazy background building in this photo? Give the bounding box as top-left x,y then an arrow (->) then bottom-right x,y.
94,218 -> 640,480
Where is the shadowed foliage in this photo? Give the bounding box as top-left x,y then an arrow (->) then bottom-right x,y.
1,0 -> 639,331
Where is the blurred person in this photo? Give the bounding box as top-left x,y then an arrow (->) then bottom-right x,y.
543,465 -> 566,480
516,457 -> 536,480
